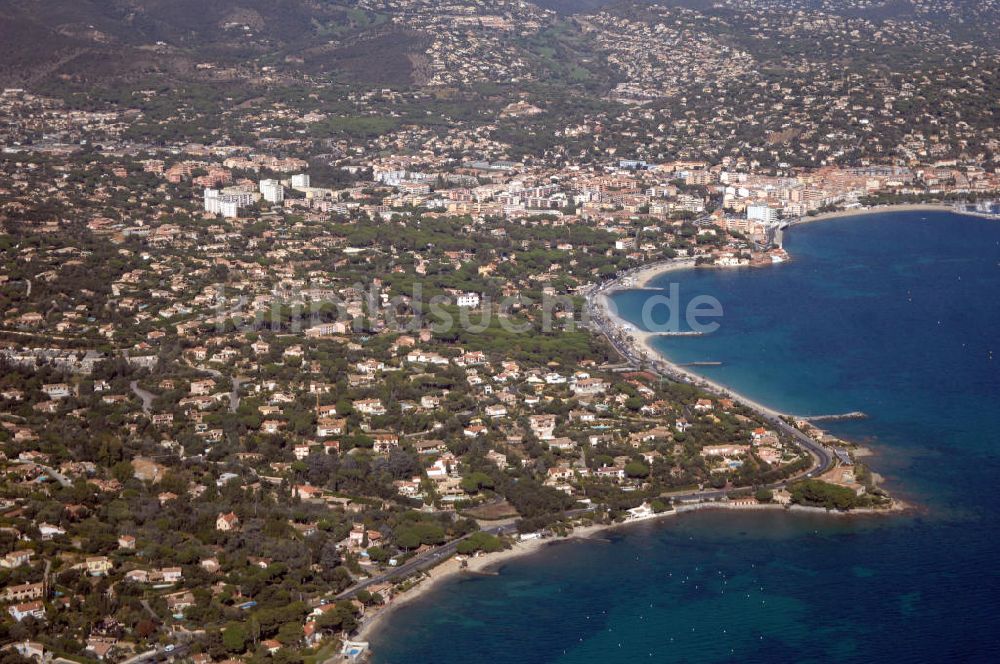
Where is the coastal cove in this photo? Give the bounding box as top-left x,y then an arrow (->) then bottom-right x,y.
368,210 -> 1000,663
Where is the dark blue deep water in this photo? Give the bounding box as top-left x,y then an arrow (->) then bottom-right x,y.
371,212 -> 1000,663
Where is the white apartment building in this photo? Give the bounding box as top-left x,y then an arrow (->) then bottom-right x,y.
204,188 -> 255,218
746,203 -> 779,223
259,179 -> 284,204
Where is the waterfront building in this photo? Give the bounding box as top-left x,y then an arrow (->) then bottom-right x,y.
747,203 -> 779,223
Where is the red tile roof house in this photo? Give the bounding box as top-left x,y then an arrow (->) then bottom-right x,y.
2,582 -> 44,603
8,601 -> 45,622
216,511 -> 240,531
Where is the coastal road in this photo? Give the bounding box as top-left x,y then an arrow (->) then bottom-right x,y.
334,521 -> 520,600
335,487 -> 747,603
585,277 -> 834,482
335,471 -> 828,603
335,505 -> 606,600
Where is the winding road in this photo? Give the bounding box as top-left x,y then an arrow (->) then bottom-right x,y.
183,360 -> 245,413
130,381 -> 156,414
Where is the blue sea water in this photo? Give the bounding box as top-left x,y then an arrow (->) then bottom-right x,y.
371,211 -> 1000,663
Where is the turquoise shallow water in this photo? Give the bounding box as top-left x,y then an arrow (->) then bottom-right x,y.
371,211 -> 1000,663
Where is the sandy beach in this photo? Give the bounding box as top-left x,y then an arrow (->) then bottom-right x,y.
353,495 -> 911,649
602,257 -> 699,293
591,201 -> 983,419
634,330 -> 785,418
353,514 -> 663,645
595,294 -> 786,420
354,534 -> 554,643
794,203 -> 968,225
351,486 -> 913,664
354,510 -> 724,646
631,257 -> 699,288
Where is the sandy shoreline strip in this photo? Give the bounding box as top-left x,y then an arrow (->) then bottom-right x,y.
352,513 -> 706,645
631,257 -> 699,288
354,498 -> 911,648
636,330 -> 784,417
595,284 -> 785,419
595,202 -> 985,419
793,203 -> 976,225
354,535 -> 553,643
